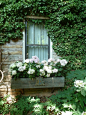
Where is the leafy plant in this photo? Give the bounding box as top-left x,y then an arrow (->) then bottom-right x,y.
10,96 -> 48,115
0,95 -> 10,115
65,69 -> 86,87
9,56 -> 68,79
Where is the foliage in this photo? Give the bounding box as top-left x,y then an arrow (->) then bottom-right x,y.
0,0 -> 86,70
1,70 -> 86,115
65,69 -> 86,87
10,96 -> 49,115
9,56 -> 68,79
0,95 -> 10,115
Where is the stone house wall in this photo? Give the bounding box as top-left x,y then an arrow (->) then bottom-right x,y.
0,39 -> 60,98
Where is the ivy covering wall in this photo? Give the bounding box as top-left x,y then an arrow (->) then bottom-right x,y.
0,0 -> 86,70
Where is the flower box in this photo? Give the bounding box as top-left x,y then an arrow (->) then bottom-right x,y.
11,77 -> 65,89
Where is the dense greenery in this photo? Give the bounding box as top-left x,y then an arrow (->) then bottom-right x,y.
0,0 -> 86,70
0,95 -> 10,115
0,70 -> 86,115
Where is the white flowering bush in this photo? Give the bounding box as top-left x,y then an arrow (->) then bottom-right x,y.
9,56 -> 68,79
74,78 -> 86,96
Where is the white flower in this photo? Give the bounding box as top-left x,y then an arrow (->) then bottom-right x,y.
74,80 -> 84,88
24,59 -> 30,63
48,66 -> 52,70
29,59 -> 34,63
16,62 -> 22,67
10,63 -> 16,69
48,58 -> 55,63
43,66 -> 52,74
36,65 -> 40,68
46,74 -> 50,77
55,59 -> 61,64
12,70 -> 17,75
40,69 -> 45,76
47,69 -> 52,74
52,69 -> 58,73
43,66 -> 48,71
40,69 -> 44,73
41,60 -> 48,65
82,112 -> 86,115
60,59 -> 68,66
32,56 -> 40,63
27,69 -> 35,74
18,66 -> 26,72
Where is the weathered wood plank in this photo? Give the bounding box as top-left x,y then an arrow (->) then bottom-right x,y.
25,16 -> 49,19
11,77 -> 65,89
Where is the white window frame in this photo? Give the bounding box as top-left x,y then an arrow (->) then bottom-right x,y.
22,16 -> 53,62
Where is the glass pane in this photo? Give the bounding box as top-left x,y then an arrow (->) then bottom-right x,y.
41,25 -> 48,45
27,22 -> 34,44
35,24 -> 41,44
26,21 -> 49,61
27,46 -> 48,61
27,22 -> 48,45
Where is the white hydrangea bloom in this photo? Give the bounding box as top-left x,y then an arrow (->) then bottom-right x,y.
16,62 -> 22,67
43,66 -> 48,71
36,65 -> 40,68
52,69 -> 58,73
46,74 -> 50,77
10,63 -> 16,69
41,60 -> 48,65
55,59 -> 61,64
40,69 -> 44,73
40,69 -> 45,76
82,112 -> 86,115
47,69 -> 52,74
74,80 -> 85,88
27,69 -> 35,74
48,58 -> 55,63
18,66 -> 26,72
60,59 -> 68,66
12,70 -> 17,75
43,65 -> 52,74
32,56 -> 40,63
48,66 -> 52,70
24,59 -> 30,63
29,59 -> 34,63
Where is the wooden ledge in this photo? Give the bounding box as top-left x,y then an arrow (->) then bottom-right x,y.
25,16 -> 49,19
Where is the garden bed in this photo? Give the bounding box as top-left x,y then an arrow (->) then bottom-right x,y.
11,77 -> 65,89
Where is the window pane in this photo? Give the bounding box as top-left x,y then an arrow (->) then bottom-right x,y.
35,24 -> 41,44
26,21 -> 49,61
27,46 -> 48,61
27,22 -> 34,44
27,22 -> 48,45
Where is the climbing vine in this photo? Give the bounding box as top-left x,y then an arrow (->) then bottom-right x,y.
0,0 -> 86,70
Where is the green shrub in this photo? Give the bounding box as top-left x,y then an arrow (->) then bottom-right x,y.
65,69 -> 86,87
10,96 -> 48,115
0,95 -> 10,115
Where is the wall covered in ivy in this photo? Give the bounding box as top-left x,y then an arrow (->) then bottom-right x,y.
0,0 -> 86,70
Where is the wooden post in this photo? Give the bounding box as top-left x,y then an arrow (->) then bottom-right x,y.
0,49 -> 1,70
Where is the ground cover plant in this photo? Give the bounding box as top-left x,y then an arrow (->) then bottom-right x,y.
0,95 -> 10,115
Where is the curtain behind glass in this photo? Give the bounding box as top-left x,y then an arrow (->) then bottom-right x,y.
27,22 -> 49,61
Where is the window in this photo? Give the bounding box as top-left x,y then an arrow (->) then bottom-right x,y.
25,20 -> 50,61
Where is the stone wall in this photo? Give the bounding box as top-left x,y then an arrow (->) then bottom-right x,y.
0,39 -> 60,98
